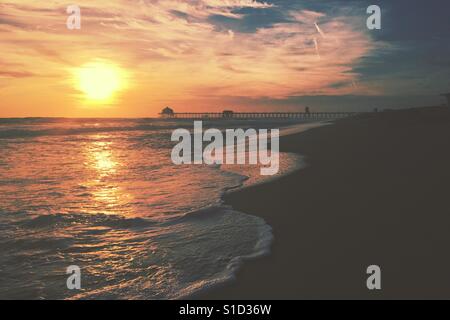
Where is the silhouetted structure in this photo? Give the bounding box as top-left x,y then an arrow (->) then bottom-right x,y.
161,110 -> 359,120
222,110 -> 234,118
305,107 -> 311,114
441,93 -> 450,107
160,107 -> 174,118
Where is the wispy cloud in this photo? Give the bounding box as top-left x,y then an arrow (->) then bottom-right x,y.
0,0 -> 380,115
0,70 -> 35,78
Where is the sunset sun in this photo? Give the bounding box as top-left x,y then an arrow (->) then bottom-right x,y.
75,61 -> 125,101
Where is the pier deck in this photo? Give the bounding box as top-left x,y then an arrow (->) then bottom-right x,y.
160,112 -> 360,120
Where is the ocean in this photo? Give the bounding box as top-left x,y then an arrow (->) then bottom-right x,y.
0,118 -> 318,299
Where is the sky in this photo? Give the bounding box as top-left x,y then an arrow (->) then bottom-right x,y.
0,0 -> 449,117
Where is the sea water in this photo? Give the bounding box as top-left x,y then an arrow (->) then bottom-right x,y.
0,118 -> 314,299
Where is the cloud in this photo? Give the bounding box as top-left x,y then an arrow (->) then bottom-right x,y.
0,70 -> 35,78
201,0 -> 273,9
0,0 -> 379,105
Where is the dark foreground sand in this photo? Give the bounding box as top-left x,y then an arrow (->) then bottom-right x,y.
198,106 -> 450,299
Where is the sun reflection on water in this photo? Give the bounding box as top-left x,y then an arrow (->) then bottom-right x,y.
89,141 -> 118,176
82,135 -> 133,216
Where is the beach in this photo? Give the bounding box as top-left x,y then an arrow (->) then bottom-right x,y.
199,106 -> 450,299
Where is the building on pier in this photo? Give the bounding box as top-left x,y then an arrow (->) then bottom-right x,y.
160,107 -> 174,118
222,110 -> 234,118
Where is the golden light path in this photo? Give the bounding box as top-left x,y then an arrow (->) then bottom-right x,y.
83,136 -> 132,216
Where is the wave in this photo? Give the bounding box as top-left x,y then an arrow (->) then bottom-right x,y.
0,124 -> 182,139
17,212 -> 157,230
0,119 -> 324,299
174,123 -> 329,298
0,118 -> 321,139
174,213 -> 272,300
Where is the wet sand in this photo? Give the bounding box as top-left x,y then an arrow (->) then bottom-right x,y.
198,106 -> 450,299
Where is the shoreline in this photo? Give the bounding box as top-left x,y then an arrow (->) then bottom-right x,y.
182,121 -> 327,299
196,106 -> 450,299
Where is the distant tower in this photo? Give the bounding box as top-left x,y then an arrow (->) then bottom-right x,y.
222,110 -> 234,119
160,107 -> 175,118
441,93 -> 450,107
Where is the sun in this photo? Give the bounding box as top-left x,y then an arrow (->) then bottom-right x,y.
75,61 -> 125,101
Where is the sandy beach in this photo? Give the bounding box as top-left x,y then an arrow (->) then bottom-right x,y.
198,106 -> 450,300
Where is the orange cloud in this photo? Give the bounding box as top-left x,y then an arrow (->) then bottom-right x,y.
0,1 -> 379,117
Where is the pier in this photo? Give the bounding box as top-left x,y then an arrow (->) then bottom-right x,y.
159,108 -> 359,120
